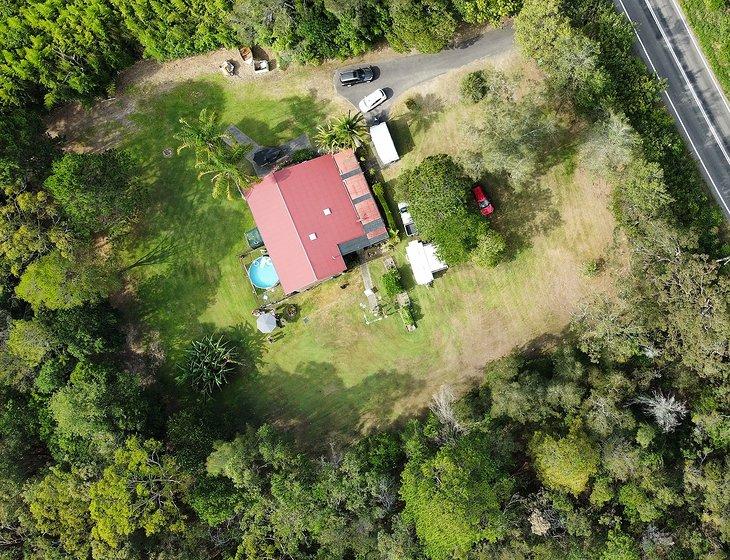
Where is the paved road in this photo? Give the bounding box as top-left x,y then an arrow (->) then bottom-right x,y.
334,26 -> 515,122
613,0 -> 730,220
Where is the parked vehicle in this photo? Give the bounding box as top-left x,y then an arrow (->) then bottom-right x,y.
472,184 -> 494,217
253,147 -> 283,166
339,66 -> 375,87
358,89 -> 387,113
398,202 -> 418,236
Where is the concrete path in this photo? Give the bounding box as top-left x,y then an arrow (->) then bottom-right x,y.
614,0 -> 730,220
334,25 -> 515,122
359,259 -> 379,312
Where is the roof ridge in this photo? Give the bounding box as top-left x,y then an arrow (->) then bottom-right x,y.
271,174 -> 318,285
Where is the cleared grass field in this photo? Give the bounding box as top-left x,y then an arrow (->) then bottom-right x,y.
678,0 -> 729,97
56,56 -> 616,445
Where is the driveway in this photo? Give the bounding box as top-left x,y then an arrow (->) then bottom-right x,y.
225,125 -> 312,177
613,0 -> 730,220
334,26 -> 515,122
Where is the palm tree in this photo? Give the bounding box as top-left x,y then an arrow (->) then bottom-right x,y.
196,144 -> 255,200
175,108 -> 253,199
174,108 -> 223,163
316,111 -> 368,152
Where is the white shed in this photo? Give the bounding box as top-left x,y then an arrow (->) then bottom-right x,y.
406,240 -> 448,285
369,121 -> 399,165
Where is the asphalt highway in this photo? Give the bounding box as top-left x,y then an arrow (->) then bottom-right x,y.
613,0 -> 730,220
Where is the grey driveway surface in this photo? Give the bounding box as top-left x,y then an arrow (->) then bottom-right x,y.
614,0 -> 730,220
225,125 -> 312,177
334,26 -> 515,122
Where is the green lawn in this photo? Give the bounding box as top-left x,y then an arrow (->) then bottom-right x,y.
99,63 -> 615,446
679,0 -> 730,96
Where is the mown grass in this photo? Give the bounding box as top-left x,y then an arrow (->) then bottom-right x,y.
678,0 -> 730,96
105,62 -> 614,445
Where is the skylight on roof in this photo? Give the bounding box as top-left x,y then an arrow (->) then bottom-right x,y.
309,233 -> 317,240
323,208 -> 332,215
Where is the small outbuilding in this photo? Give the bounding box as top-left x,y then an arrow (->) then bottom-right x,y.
405,240 -> 448,285
369,121 -> 399,165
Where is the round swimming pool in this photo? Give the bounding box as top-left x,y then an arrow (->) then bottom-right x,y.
248,256 -> 279,289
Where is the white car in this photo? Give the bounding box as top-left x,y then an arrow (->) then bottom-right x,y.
398,202 -> 417,236
358,89 -> 387,113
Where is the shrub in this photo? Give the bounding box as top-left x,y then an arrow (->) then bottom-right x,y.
405,97 -> 422,112
581,258 -> 601,277
460,70 -> 488,103
372,182 -> 398,234
178,336 -> 240,397
399,305 -> 415,328
289,148 -> 319,165
381,269 -> 403,299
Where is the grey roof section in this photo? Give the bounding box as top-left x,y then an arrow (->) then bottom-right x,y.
351,193 -> 373,205
363,218 -> 385,233
340,167 -> 363,180
338,235 -> 373,255
338,229 -> 389,256
368,231 -> 390,245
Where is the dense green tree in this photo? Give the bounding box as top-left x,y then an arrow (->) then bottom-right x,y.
515,0 -> 608,111
5,319 -> 55,369
530,426 -> 599,496
387,0 -> 456,53
111,0 -> 237,60
397,155 -> 494,263
450,0 -> 519,25
48,360 -> 145,457
401,429 -> 514,559
230,0 -> 297,52
23,467 -> 93,559
44,151 -> 142,239
15,249 -> 120,310
90,437 -> 190,549
0,0 -> 133,107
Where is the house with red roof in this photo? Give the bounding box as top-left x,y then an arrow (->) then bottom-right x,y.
245,149 -> 389,294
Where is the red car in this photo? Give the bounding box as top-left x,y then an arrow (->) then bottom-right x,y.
472,184 -> 494,217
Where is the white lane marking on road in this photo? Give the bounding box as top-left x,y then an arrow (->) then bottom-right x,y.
643,0 -> 730,167
666,0 -> 730,115
664,92 -> 730,216
615,0 -> 730,217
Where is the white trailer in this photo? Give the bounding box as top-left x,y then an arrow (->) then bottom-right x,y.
369,121 -> 399,165
406,240 -> 448,285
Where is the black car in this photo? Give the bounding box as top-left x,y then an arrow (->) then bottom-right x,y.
252,147 -> 283,166
339,66 -> 375,87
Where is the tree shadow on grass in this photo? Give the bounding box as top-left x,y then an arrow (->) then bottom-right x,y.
402,93 -> 444,136
221,360 -> 426,449
483,171 -> 563,260
233,89 -> 333,147
388,116 -> 415,157
123,80 -> 253,363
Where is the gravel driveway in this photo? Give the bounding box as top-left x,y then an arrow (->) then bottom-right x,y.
334,25 -> 515,121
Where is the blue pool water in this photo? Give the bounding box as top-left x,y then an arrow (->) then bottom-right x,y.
248,256 -> 279,289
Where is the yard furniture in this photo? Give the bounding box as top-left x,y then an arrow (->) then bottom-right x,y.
220,60 -> 235,76
257,312 -> 277,333
240,47 -> 253,65
254,59 -> 270,74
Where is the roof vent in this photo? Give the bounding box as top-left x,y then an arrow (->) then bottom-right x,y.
309,233 -> 317,240
323,208 -> 332,216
